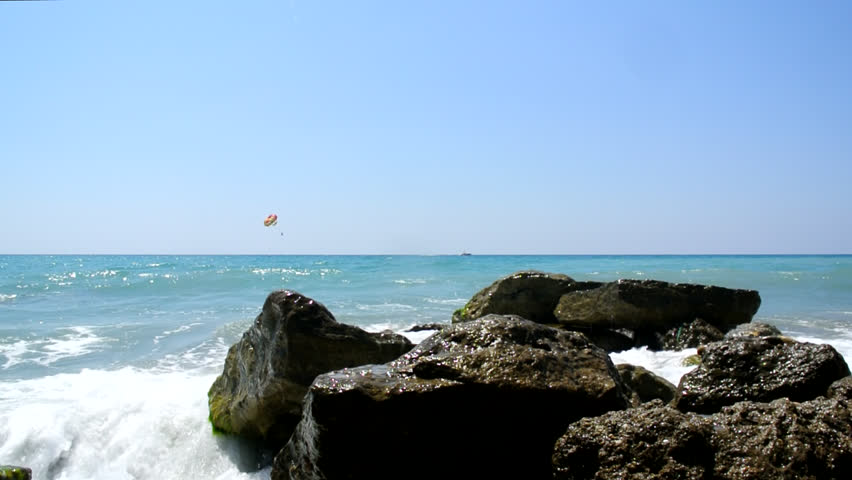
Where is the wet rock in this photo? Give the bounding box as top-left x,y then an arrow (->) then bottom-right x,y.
661,318 -> 725,350
403,322 -> 447,332
208,290 -> 413,449
452,270 -> 600,324
273,315 -> 631,480
674,336 -> 850,413
827,376 -> 852,401
617,363 -> 677,405
553,397 -> 852,479
579,327 -> 637,353
724,321 -> 783,339
553,279 -> 761,332
553,400 -> 713,480
0,466 -> 32,480
710,397 -> 852,479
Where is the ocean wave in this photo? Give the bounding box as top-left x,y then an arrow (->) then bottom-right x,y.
0,368 -> 270,479
355,303 -> 416,312
152,322 -> 204,344
0,293 -> 17,302
393,279 -> 427,285
610,347 -> 698,387
0,327 -> 110,369
424,297 -> 467,305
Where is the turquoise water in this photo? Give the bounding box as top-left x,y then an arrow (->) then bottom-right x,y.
1,255 -> 851,479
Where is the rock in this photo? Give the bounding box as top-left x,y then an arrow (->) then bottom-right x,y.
579,327 -> 636,353
661,318 -> 724,350
452,270 -> 599,324
682,354 -> 701,366
553,397 -> 852,479
710,397 -> 852,479
273,315 -> 631,480
553,400 -> 713,480
404,322 -> 447,332
617,363 -> 677,405
724,321 -> 783,339
0,466 -> 32,480
208,290 -> 413,448
827,376 -> 852,401
553,279 -> 761,332
674,336 -> 851,413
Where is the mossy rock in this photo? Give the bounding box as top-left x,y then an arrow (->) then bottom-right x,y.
0,466 -> 32,480
682,354 -> 701,367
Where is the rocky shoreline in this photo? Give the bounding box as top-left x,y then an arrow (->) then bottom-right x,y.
198,271 -> 852,478
198,270 -> 852,479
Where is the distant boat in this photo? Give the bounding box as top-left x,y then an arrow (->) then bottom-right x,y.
460,252 -> 472,256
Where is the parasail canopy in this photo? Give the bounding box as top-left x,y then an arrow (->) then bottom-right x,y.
264,214 -> 278,227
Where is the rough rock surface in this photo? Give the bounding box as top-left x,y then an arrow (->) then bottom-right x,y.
661,317 -> 724,350
724,321 -> 783,339
827,376 -> 852,401
553,397 -> 852,479
617,363 -> 677,405
553,400 -> 712,480
674,336 -> 850,413
553,279 -> 761,332
208,290 -> 413,447
273,315 -> 631,480
451,270 -> 599,324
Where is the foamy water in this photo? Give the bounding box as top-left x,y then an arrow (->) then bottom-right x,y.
0,368 -> 270,480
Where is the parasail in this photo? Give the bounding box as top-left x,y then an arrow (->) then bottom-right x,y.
264,214 -> 278,227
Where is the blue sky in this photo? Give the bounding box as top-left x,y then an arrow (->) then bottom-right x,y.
2,0 -> 850,254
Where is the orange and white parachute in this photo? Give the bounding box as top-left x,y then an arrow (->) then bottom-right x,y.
263,214 -> 278,227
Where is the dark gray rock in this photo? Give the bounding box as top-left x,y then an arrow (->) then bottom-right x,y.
553,397 -> 852,479
553,279 -> 761,332
273,315 -> 631,480
724,321 -> 783,339
553,400 -> 713,480
404,322 -> 447,332
661,317 -> 725,350
452,270 -> 599,324
579,327 -> 637,353
827,376 -> 852,401
208,290 -> 413,448
674,336 -> 850,413
710,397 -> 852,479
617,363 -> 677,405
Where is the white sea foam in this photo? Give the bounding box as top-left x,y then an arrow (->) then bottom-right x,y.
153,323 -> 204,344
393,279 -> 427,285
424,297 -> 467,305
0,327 -> 108,369
610,347 -> 699,387
0,293 -> 17,302
0,340 -> 31,369
0,368 -> 270,480
355,303 -> 416,312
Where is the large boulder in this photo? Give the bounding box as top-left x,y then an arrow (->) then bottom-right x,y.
553,279 -> 761,332
451,270 -> 599,324
553,400 -> 712,480
272,315 -> 631,480
553,396 -> 852,479
674,336 -> 850,414
208,290 -> 413,448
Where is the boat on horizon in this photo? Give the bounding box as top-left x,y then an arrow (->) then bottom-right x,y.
460,252 -> 472,256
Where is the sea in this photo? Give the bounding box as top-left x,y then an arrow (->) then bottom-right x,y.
1,255 -> 851,479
